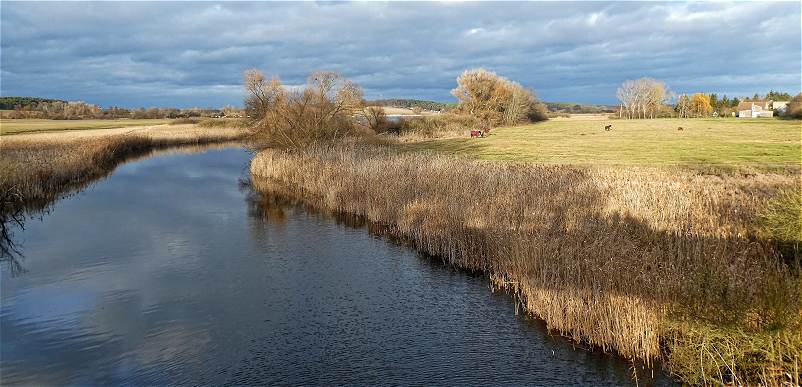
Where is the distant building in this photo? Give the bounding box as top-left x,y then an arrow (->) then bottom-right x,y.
737,100 -> 774,118
772,101 -> 790,114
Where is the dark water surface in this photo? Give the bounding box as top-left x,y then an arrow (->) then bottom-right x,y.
1,147 -> 674,385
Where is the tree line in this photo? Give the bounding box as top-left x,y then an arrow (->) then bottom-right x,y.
366,99 -> 452,112
616,79 -> 800,119
0,97 -> 64,110
1,97 -> 234,120
245,67 -> 548,148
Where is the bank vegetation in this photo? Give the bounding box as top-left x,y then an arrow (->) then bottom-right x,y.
250,143 -> 800,385
244,68 -> 547,145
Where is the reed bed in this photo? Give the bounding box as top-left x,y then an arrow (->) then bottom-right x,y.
0,127 -> 245,215
250,143 -> 801,385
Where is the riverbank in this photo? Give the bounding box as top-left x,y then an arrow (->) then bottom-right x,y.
250,143 -> 801,385
0,125 -> 246,217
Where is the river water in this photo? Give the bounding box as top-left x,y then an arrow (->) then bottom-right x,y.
1,147 -> 674,385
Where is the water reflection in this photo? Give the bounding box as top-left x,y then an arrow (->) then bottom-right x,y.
1,147 -> 675,386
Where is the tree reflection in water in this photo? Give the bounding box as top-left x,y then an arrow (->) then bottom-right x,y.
1,187 -> 26,276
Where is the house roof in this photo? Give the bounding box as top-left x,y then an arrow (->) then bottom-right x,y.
737,100 -> 770,110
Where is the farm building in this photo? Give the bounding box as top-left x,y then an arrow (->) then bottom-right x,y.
772,101 -> 789,114
737,100 -> 773,118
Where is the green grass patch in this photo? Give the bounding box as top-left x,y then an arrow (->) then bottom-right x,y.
403,118 -> 802,170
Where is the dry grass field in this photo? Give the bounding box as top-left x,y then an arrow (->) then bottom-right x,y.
402,117 -> 802,171
0,118 -> 173,135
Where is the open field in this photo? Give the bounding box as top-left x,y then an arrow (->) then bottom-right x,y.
0,118 -> 172,135
402,118 -> 802,171
3,123 -> 243,143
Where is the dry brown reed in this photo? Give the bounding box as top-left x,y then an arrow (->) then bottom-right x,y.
385,113 -> 482,140
0,127 -> 245,215
250,142 -> 802,385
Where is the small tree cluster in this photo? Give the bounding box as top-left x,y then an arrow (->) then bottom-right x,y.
616,78 -> 668,119
451,68 -> 547,127
675,93 -> 713,118
245,69 -> 365,148
7,100 -> 102,119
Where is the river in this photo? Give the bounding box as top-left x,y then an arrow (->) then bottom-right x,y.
0,146 -> 674,385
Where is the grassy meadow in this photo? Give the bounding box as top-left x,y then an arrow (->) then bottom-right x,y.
0,118 -> 172,135
403,117 -> 801,171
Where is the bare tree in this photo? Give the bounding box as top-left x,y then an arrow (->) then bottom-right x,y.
675,94 -> 692,118
617,80 -> 638,119
361,106 -> 390,133
246,69 -> 365,149
617,78 -> 669,119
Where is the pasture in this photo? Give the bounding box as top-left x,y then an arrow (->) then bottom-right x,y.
406,117 -> 802,171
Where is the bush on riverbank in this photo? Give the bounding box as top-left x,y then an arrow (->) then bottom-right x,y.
385,113 -> 482,138
245,69 -> 365,149
250,143 -> 801,385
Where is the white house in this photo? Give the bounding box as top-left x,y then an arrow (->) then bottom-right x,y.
737,100 -> 774,118
772,101 -> 790,114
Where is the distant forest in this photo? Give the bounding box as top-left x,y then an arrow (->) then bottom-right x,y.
0,96 -> 66,110
366,98 -> 617,114
367,99 -> 454,111
545,102 -> 617,114
0,96 -> 233,120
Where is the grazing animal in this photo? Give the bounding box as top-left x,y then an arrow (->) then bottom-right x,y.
677,126 -> 684,131
470,130 -> 483,138
604,124 -> 612,131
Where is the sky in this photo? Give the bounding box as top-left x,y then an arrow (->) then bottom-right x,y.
1,1 -> 800,108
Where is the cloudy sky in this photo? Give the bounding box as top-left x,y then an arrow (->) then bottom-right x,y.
1,1 -> 800,107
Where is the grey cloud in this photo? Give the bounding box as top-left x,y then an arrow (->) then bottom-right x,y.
1,1 -> 799,107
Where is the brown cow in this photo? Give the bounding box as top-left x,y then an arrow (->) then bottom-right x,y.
604,124 -> 612,131
470,130 -> 483,138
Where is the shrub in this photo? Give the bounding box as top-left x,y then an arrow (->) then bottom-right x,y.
451,68 -> 547,127
245,69 -> 364,149
197,118 -> 247,129
785,93 -> 802,119
389,114 -> 481,138
169,117 -> 201,125
360,106 -> 390,133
